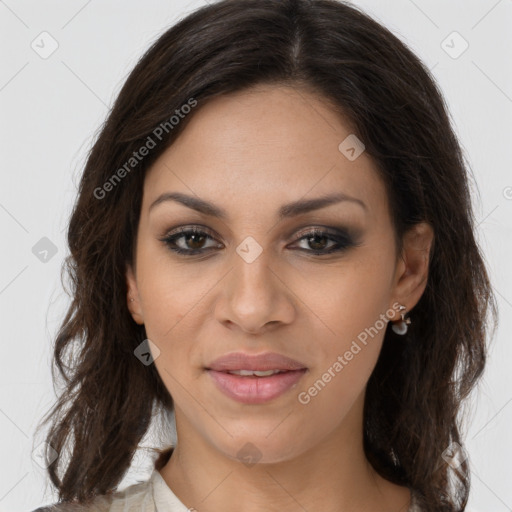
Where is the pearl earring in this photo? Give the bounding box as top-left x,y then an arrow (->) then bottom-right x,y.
391,304 -> 411,335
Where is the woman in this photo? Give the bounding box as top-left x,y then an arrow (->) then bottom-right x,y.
31,0 -> 497,511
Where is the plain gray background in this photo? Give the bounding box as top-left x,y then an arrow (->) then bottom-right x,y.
1,1 -> 511,511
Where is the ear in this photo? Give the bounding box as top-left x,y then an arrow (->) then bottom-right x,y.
389,222 -> 434,319
126,263 -> 144,325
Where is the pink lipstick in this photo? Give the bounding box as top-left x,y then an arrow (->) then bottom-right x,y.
205,352 -> 308,404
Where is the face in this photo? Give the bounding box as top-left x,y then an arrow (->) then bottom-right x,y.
126,84 -> 431,464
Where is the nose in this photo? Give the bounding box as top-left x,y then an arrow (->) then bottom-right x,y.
214,249 -> 296,335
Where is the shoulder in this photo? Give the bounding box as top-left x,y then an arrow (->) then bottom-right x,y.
30,478 -> 154,512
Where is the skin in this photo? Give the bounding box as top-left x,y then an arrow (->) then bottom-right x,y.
126,84 -> 433,512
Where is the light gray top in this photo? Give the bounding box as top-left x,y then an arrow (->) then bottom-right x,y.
32,469 -> 423,511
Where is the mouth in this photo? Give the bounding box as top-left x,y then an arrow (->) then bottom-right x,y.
206,351 -> 307,372
204,351 -> 308,404
205,368 -> 308,404
220,369 -> 295,377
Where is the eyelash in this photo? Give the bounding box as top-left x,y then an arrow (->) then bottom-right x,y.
159,225 -> 359,257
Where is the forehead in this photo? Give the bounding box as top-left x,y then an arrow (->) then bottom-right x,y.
142,85 -> 389,223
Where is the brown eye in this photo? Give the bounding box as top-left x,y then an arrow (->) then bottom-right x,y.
160,225 -> 359,257
161,227 -> 222,255
182,232 -> 207,250
304,233 -> 332,251
290,227 -> 358,255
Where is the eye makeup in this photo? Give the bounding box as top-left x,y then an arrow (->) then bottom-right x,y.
158,223 -> 362,257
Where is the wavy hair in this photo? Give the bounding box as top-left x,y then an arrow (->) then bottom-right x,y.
34,1 -> 497,510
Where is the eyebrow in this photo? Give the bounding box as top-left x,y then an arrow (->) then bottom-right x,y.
148,191 -> 367,220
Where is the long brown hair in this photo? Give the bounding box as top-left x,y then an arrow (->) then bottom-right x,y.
33,1 -> 497,510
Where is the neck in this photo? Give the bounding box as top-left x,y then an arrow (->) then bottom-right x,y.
159,393 -> 411,512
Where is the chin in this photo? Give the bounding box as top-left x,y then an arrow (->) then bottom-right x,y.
215,431 -> 308,466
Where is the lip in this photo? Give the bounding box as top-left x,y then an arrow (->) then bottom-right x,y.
207,368 -> 308,404
206,351 -> 307,372
205,351 -> 308,405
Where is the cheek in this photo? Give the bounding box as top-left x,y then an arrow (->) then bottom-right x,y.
136,242 -> 207,337
134,243 -> 227,394
296,250 -> 394,406
295,312 -> 386,434
301,246 -> 395,346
